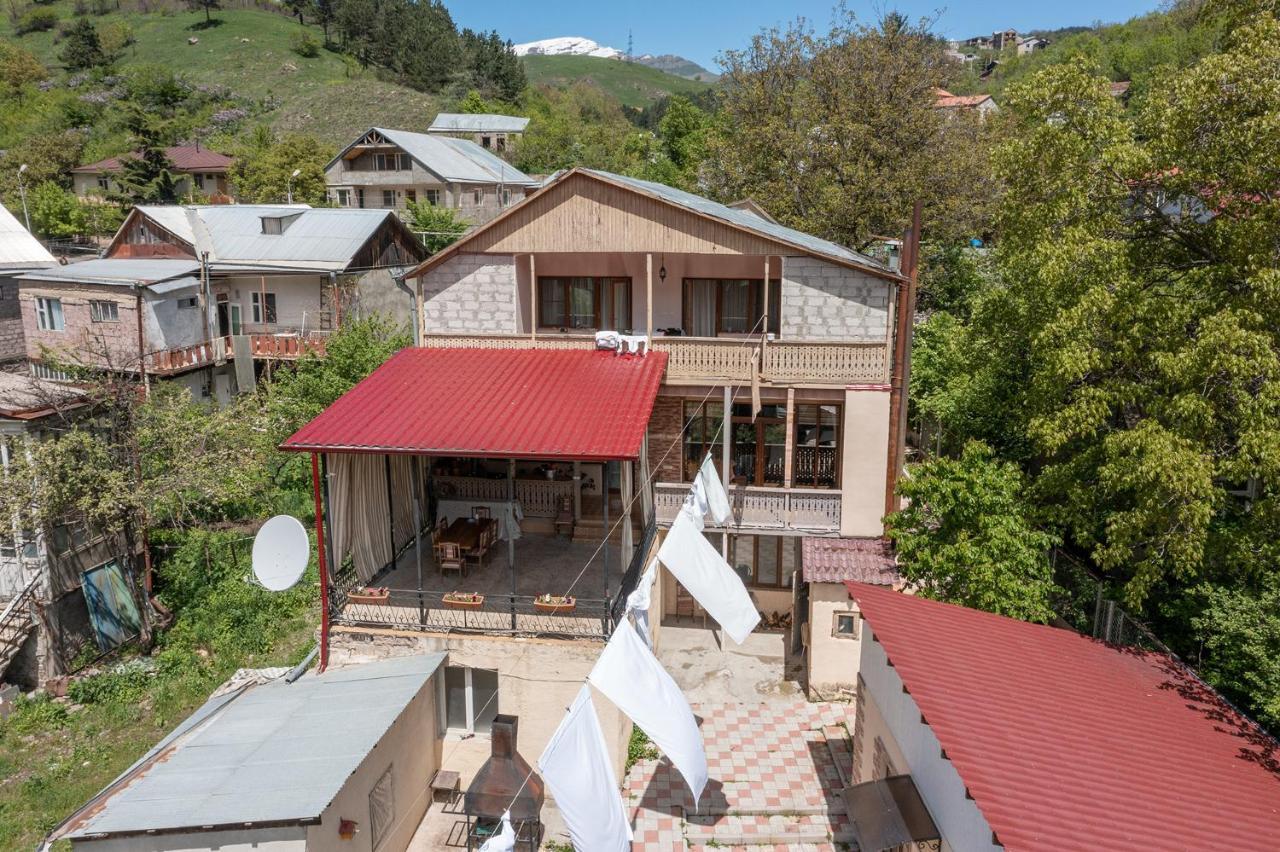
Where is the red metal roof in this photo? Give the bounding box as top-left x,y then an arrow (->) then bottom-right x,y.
845,582 -> 1280,850
801,537 -> 900,585
73,146 -> 233,174
281,347 -> 668,460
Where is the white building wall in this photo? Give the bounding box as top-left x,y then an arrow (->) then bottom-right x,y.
144,285 -> 203,351
859,626 -> 1001,852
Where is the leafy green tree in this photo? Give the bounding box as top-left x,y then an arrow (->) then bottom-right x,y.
27,181 -> 86,239
186,0 -> 221,27
60,18 -> 107,72
515,83 -> 649,175
228,131 -> 331,204
404,200 -> 467,253
0,41 -> 44,100
888,442 -> 1060,622
110,108 -> 180,205
0,130 -> 85,200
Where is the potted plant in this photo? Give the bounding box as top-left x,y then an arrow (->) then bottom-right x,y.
442,591 -> 485,609
348,586 -> 390,605
534,593 -> 576,614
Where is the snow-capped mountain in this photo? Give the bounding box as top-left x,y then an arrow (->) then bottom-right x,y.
513,37 -> 623,59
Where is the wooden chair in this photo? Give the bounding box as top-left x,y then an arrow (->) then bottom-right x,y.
467,524 -> 495,569
438,542 -> 466,578
554,496 -> 574,538
431,517 -> 447,548
472,506 -> 491,520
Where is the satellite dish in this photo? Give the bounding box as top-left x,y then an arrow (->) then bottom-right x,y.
252,515 -> 309,591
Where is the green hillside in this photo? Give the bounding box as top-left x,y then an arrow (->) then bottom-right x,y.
522,54 -> 712,108
0,5 -> 441,145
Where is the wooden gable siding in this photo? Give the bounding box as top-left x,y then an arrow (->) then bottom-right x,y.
106,211 -> 194,260
352,216 -> 427,269
463,172 -> 789,257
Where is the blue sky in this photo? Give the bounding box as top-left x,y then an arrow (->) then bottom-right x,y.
446,0 -> 1163,71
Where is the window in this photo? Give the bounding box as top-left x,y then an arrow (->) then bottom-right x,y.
0,536 -> 14,560
473,188 -> 483,206
382,189 -> 396,208
177,296 -> 199,310
496,137 -> 506,152
89,300 -> 119,323
96,175 -> 109,191
683,278 -> 781,337
501,189 -> 511,206
833,611 -> 860,639
193,173 -> 205,190
481,135 -> 492,149
251,292 -> 277,324
425,189 -> 441,206
443,666 -> 499,734
537,277 -> 631,330
35,297 -> 64,331
404,189 -> 416,204
368,765 -> 395,849
373,151 -> 409,171
682,401 -> 725,482
793,404 -> 841,488
730,403 -> 786,486
51,523 -> 91,555
726,534 -> 798,589
336,189 -> 351,207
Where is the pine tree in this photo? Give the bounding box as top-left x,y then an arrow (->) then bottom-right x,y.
60,18 -> 106,72
110,108 -> 180,205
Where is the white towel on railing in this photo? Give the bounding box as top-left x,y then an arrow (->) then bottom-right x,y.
538,686 -> 633,851
658,507 -> 760,644
589,619 -> 708,806
594,330 -> 621,351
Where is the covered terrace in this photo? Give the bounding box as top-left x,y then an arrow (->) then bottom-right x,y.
281,346 -> 667,658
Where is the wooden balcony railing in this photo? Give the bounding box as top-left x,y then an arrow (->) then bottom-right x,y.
653,481 -> 842,534
145,332 -> 327,375
434,474 -> 575,518
422,333 -> 889,386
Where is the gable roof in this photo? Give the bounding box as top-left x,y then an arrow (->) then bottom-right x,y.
330,127 -> 536,186
108,205 -> 421,271
408,168 -> 901,282
72,146 -> 233,174
59,653 -> 446,840
845,582 -> 1280,851
933,89 -> 996,110
429,113 -> 530,134
0,203 -> 54,270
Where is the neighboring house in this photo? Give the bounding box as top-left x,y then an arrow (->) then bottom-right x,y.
427,112 -> 530,153
0,204 -> 56,363
48,653 -> 447,852
18,205 -> 425,403
843,582 -> 1280,851
278,167 -> 915,777
324,127 -> 538,224
1110,80 -> 1132,99
990,28 -> 1019,51
71,146 -> 235,202
933,88 -> 1000,118
0,372 -> 129,690
1017,35 -> 1049,54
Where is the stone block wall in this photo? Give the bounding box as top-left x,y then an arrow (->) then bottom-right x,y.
780,256 -> 890,343
421,253 -> 518,334
0,279 -> 24,362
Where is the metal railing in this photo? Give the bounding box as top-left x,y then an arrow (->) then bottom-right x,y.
654,482 -> 842,533
336,587 -> 612,640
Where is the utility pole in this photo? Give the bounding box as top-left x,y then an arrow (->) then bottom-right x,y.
627,29 -> 633,62
287,168 -> 301,204
16,164 -> 30,232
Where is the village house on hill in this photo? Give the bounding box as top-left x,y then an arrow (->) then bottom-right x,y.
427,112 -> 530,153
71,146 -> 235,202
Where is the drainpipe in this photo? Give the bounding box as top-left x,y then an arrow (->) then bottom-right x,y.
199,251 -> 212,344
884,201 -> 922,521
393,271 -> 421,346
134,284 -> 149,394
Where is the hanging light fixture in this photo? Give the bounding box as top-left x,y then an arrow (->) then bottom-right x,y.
658,253 -> 667,282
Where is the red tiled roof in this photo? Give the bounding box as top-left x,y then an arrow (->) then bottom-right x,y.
845,582 -> 1280,850
934,92 -> 994,109
281,347 -> 668,460
801,537 -> 899,585
72,146 -> 233,174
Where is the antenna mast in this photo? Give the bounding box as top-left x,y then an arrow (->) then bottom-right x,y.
627,29 -> 633,62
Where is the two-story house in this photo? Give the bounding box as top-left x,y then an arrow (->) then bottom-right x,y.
427,112 -> 530,153
278,168 -> 919,776
71,146 -> 235,202
324,127 -> 538,224
0,204 -> 55,364
18,205 -> 425,402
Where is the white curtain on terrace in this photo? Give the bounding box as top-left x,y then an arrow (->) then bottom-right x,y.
326,452 -> 422,583
688,279 -> 716,336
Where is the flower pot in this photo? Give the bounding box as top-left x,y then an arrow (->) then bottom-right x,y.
534,595 -> 576,614
443,593 -> 485,610
348,587 -> 390,605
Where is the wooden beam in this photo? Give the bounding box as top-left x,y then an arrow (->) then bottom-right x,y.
646,252 -> 653,345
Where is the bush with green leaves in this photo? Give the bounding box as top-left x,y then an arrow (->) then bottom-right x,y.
290,30 -> 320,58
404,200 -> 467,253
15,8 -> 58,34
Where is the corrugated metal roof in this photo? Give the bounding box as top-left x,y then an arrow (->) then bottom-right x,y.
801,537 -> 899,585
846,583 -> 1280,850
429,113 -> 530,134
583,170 -> 890,273
367,128 -> 537,185
0,204 -> 54,270
282,347 -> 667,460
72,146 -> 233,174
20,258 -> 200,287
0,370 -> 82,418
65,653 -> 446,839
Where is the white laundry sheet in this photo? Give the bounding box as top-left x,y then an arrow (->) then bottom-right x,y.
626,554 -> 659,646
477,811 -> 515,852
589,619 -> 708,806
696,453 -> 732,523
658,508 -> 761,644
538,685 -> 633,852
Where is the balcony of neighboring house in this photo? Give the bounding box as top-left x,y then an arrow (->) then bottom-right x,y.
144,328 -> 329,376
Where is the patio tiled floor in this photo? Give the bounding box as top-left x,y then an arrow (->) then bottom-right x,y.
625,700 -> 858,851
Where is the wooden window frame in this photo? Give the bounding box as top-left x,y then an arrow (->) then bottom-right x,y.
681,400 -> 725,483
726,534 -> 794,589
89,299 -> 119,323
536,277 -> 632,331
729,403 -> 787,486
792,402 -> 843,489
682,277 -> 781,337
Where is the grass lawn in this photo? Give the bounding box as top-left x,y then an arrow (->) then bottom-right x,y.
523,54 -> 712,108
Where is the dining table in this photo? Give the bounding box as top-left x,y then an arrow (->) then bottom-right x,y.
437,516 -> 496,555
436,499 -> 523,540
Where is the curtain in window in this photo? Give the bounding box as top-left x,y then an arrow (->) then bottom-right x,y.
569,278 -> 595,328
688,280 -> 716,337
721,280 -> 751,333
539,279 -> 565,327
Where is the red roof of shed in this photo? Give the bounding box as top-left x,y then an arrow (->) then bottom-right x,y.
845,582 -> 1280,850
281,347 -> 667,460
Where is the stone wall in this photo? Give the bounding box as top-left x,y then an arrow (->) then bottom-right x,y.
420,253 -> 518,334
0,278 -> 25,362
780,256 -> 890,343
648,395 -> 684,483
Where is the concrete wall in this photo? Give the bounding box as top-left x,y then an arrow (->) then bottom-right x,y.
807,581 -> 862,700
421,254 -> 519,334
856,625 -> 1000,852
348,267 -> 415,331
780,255 -> 890,342
840,387 -> 890,537
213,273 -> 327,334
329,629 -> 631,786
144,284 -> 203,351
309,669 -> 441,852
72,826 -> 306,852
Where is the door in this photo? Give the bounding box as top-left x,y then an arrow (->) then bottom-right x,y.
82,561 -> 142,651
442,666 -> 500,734
228,304 -> 242,335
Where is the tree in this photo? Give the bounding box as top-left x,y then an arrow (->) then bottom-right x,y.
186,0 -> 221,27
0,41 -> 44,100
0,130 -> 85,200
404,200 -> 467,253
704,11 -> 996,247
27,181 -> 86,239
459,29 -> 525,102
110,108 -> 181,205
888,442 -> 1060,622
228,131 -> 331,204
314,0 -> 336,44
60,18 -> 106,72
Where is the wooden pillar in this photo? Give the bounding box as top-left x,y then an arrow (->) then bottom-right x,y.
310,453 -> 330,672
784,387 -> 795,488
646,252 -> 654,345
572,460 -> 582,521
602,461 -> 611,635
528,254 -> 537,340
621,459 -> 634,566
384,454 -> 395,568
721,385 -> 732,559
762,256 -> 770,353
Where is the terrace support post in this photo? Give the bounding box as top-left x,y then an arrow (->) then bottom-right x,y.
621,459 -> 634,566
762,256 -> 770,358
508,459 -> 517,632
384,454 -> 395,570
602,460 -> 611,636
646,252 -> 653,346
529,254 -> 537,341
885,200 -> 923,520
310,453 -> 330,672
572,461 -> 582,522
721,385 -> 731,560
784,387 -> 795,489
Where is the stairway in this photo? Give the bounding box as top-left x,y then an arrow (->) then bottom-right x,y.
0,574 -> 40,681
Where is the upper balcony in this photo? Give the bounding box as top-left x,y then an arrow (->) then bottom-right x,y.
653,482 -> 842,534
146,331 -> 328,376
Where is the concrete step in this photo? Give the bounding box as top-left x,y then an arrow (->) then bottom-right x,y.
822,724 -> 854,789
571,518 -> 634,545
684,812 -> 855,847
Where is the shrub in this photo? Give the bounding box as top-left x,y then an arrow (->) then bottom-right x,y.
98,20 -> 135,57
67,661 -> 155,706
16,8 -> 59,35
3,695 -> 69,734
290,30 -> 319,58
